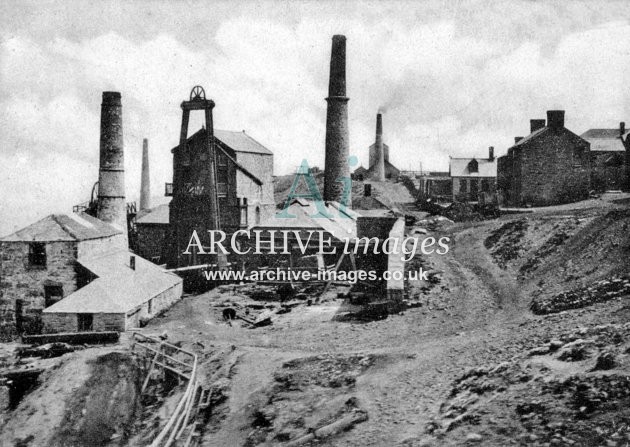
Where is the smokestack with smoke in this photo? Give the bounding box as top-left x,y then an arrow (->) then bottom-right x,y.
97,91 -> 127,245
323,35 -> 350,204
140,138 -> 151,211
372,113 -> 385,181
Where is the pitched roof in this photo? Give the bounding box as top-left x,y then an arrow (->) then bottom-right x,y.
580,129 -> 626,152
1,213 -> 122,242
43,250 -> 182,314
172,128 -> 273,155
512,127 -> 548,147
450,157 -> 497,177
253,199 -> 359,241
136,204 -> 170,225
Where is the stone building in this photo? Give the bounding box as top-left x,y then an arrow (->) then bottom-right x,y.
497,110 -> 591,206
42,250 -> 182,333
0,213 -> 125,337
161,129 -> 274,268
135,203 -> 170,264
580,123 -> 629,192
449,147 -> 497,202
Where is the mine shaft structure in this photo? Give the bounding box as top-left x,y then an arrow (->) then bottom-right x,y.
168,86 -> 225,269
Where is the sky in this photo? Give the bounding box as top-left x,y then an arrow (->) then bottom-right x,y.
1,0 -> 630,235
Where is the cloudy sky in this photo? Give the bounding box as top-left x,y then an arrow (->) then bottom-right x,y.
1,0 -> 630,235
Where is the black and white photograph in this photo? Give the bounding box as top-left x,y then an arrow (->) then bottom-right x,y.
1,1 -> 630,445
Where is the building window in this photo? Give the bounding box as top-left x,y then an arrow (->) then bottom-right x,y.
459,179 -> 468,193
573,148 -> 583,168
44,284 -> 63,308
28,242 -> 47,267
239,198 -> 248,227
255,206 -> 261,225
77,313 -> 93,332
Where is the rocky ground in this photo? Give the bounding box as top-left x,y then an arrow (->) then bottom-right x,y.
1,191 -> 629,446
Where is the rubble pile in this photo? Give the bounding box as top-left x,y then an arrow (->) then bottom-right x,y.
426,323 -> 630,446
531,276 -> 630,314
484,219 -> 528,268
519,229 -> 572,276
245,354 -> 373,445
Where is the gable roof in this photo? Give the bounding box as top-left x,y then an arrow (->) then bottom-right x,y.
580,129 -> 626,152
1,213 -> 122,242
172,128 -> 273,156
512,127 -> 548,147
450,157 -> 497,177
43,250 -> 182,314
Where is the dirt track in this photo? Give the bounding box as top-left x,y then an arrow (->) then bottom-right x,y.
132,194 -> 628,446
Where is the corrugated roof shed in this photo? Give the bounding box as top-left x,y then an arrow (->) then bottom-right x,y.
43,250 -> 182,314
450,158 -> 497,177
1,213 -> 121,242
580,129 -> 626,152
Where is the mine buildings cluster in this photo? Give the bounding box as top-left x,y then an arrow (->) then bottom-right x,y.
1,32 -> 629,340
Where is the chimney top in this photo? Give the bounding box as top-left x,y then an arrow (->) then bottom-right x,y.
376,113 -> 383,137
327,35 -> 347,97
546,110 -> 565,129
489,146 -> 495,161
620,122 -> 625,136
530,119 -> 546,134
102,91 -> 121,105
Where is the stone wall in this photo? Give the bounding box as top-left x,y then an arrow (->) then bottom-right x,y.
136,224 -> 168,264
499,129 -> 590,206
125,281 -> 183,329
590,151 -> 626,192
0,241 -> 77,339
42,312 -> 126,333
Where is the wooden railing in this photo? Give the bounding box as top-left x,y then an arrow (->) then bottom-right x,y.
132,332 -> 203,447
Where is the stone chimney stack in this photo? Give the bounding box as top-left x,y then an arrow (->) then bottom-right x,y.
620,122 -> 625,136
530,119 -> 546,133
97,91 -> 127,244
546,110 -> 565,129
323,35 -> 350,204
140,138 -> 151,211
489,146 -> 495,161
372,112 -> 386,181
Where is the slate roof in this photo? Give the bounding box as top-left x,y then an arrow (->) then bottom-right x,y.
580,129 -> 626,152
43,250 -> 182,314
450,158 -> 497,178
1,213 -> 122,242
136,204 -> 170,225
172,129 -> 273,155
253,199 -> 359,241
511,127 -> 548,147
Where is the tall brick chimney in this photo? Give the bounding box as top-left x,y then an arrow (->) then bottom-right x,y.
140,138 -> 151,211
372,112 -> 386,181
488,146 -> 495,161
530,119 -> 546,133
323,35 -> 350,204
546,110 -> 565,129
97,91 -> 127,244
620,122 -> 625,137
